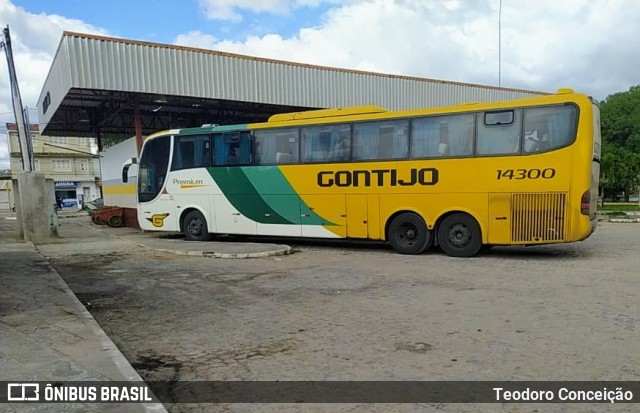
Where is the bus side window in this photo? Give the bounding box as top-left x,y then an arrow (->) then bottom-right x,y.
213,132 -> 252,166
477,109 -> 521,155
411,117 -> 441,157
411,114 -> 474,158
524,130 -> 549,153
523,105 -> 577,153
301,124 -> 350,163
255,129 -> 299,165
353,120 -> 408,160
172,134 -> 211,170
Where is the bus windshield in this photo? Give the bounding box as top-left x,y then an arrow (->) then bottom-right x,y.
138,135 -> 170,203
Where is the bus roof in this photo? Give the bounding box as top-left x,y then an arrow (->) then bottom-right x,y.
268,105 -> 387,122
143,88 -> 589,141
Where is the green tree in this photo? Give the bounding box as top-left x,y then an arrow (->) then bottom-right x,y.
600,85 -> 640,201
601,143 -> 640,200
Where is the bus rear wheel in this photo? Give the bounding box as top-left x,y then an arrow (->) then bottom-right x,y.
183,210 -> 212,241
387,213 -> 433,255
437,213 -> 482,257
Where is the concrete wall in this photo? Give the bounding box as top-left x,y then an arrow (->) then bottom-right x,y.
13,173 -> 57,243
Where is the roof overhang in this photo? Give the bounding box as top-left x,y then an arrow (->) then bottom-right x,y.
37,32 -> 546,141
41,88 -> 312,138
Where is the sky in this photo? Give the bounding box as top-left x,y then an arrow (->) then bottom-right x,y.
1,0 -> 640,169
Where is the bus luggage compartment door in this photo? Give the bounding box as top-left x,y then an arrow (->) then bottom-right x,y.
346,195 -> 368,238
300,195 -> 346,238
488,193 -> 511,245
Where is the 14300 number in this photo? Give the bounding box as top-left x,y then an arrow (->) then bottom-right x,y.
496,168 -> 556,180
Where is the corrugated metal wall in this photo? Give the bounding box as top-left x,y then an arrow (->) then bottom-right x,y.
41,33 -> 545,125
38,39 -> 73,125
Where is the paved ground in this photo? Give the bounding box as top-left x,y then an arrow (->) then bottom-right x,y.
8,215 -> 634,412
0,214 -> 167,413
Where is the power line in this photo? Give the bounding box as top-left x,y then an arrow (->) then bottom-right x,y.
31,136 -> 97,150
5,135 -> 97,149
3,136 -> 99,154
42,142 -> 97,157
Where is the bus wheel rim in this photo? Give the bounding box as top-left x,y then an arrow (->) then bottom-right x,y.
449,224 -> 471,248
189,219 -> 202,236
398,222 -> 418,246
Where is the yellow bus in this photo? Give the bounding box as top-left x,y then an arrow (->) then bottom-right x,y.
123,88 -> 600,257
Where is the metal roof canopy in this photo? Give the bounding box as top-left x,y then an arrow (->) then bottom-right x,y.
37,32 -> 546,143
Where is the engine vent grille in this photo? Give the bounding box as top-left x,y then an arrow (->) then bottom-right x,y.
511,193 -> 568,243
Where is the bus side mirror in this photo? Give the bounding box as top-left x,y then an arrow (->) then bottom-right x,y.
122,157 -> 138,183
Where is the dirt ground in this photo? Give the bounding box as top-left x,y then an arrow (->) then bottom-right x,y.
38,219 -> 640,412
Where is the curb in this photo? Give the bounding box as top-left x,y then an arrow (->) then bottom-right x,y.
32,245 -> 168,413
142,245 -> 293,259
78,222 -> 293,259
609,218 -> 640,223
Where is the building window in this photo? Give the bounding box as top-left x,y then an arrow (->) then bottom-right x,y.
52,159 -> 72,172
79,159 -> 90,172
51,136 -> 68,146
34,159 -> 41,172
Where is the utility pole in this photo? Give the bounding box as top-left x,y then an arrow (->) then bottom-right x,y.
498,0 -> 502,87
1,25 -> 33,172
23,106 -> 35,165
1,25 -> 56,243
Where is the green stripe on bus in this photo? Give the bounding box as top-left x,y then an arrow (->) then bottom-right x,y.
208,167 -> 293,224
242,167 -> 327,225
208,166 -> 331,226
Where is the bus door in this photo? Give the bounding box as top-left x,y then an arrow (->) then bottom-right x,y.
137,135 -> 179,231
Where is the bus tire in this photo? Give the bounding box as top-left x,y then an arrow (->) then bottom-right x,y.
107,215 -> 124,228
437,213 -> 482,257
387,213 -> 432,255
183,210 -> 212,241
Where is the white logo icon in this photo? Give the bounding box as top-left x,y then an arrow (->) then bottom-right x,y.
7,383 -> 40,401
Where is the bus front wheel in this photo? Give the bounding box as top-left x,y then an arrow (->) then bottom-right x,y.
183,210 -> 212,241
437,213 -> 482,257
387,213 -> 433,255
